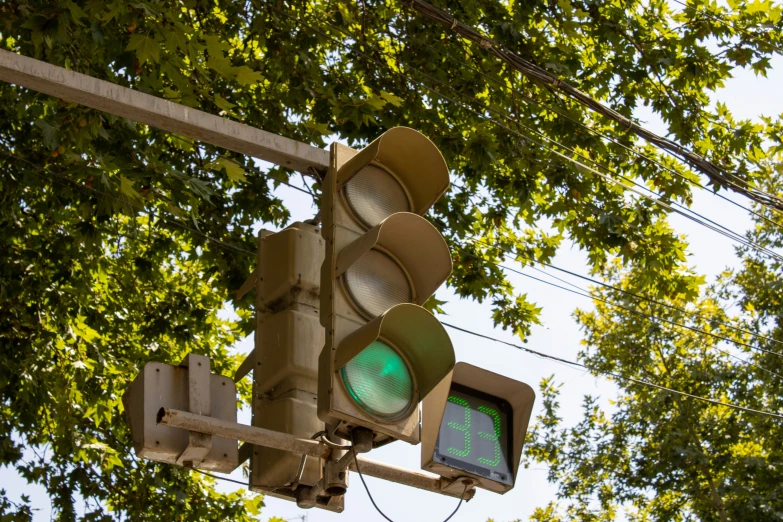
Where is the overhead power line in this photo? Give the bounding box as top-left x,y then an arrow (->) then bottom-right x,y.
405,0 -> 783,213
281,9 -> 783,264
463,235 -> 783,350
399,31 -> 781,231
442,322 -> 783,420
455,246 -> 783,381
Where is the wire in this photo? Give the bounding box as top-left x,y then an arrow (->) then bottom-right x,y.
405,0 -> 783,213
349,431 -> 468,522
442,483 -> 468,522
399,31 -> 774,228
273,9 -> 783,264
269,11 -> 783,352
455,245 -> 783,381
441,322 -> 783,420
467,236 -> 783,350
192,467 -> 249,487
350,430 -> 395,522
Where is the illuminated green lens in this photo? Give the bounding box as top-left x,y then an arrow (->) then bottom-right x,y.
340,341 -> 414,419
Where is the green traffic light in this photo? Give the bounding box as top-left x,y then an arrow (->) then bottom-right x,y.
340,340 -> 414,419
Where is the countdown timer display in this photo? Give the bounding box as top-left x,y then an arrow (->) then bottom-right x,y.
432,384 -> 513,486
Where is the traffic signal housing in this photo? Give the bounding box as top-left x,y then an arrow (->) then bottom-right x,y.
319,127 -> 455,445
421,362 -> 535,494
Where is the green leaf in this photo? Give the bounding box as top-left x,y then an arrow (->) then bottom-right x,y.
207,157 -> 246,183
67,1 -> 88,25
235,66 -> 264,86
380,90 -> 404,107
126,34 -> 160,65
207,54 -> 235,79
34,120 -> 59,149
214,93 -> 236,111
118,175 -> 144,203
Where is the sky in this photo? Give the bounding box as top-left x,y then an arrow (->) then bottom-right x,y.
2,28 -> 782,522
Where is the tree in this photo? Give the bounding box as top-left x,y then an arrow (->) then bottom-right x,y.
525,166 -> 783,520
1,0 -> 780,518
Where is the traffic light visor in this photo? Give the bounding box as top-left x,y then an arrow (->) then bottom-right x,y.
336,127 -> 449,216
336,213 -> 451,315
335,303 -> 455,416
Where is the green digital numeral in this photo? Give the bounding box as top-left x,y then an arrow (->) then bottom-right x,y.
477,406 -> 501,467
446,396 -> 471,457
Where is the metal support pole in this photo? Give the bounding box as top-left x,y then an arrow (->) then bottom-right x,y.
350,458 -> 476,501
157,408 -> 330,459
0,49 -> 329,175
157,408 -> 476,501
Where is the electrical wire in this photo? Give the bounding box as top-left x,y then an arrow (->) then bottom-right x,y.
272,8 -> 783,264
405,0 -> 783,213
350,430 -> 395,522
398,31 -> 781,231
463,234 -> 783,350
455,245 -> 783,380
441,322 -> 783,420
13,145 -> 783,377
7,30 -> 783,423
17,150 -> 783,427
192,467 -> 249,487
349,431 -> 468,522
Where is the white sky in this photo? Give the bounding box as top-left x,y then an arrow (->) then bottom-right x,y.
2,40 -> 781,522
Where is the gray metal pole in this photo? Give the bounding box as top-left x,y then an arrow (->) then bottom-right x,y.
0,49 -> 329,175
157,408 -> 475,501
157,408 -> 330,459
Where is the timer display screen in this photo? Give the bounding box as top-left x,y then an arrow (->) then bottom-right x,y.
432,385 -> 513,486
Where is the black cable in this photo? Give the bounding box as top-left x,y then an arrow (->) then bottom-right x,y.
349,430 -> 468,522
469,236 -> 783,350
350,430 -> 395,522
441,321 -> 783,420
272,8 -> 783,264
192,467 -> 249,487
399,30 -> 780,232
405,0 -> 783,213
455,245 -> 783,379
442,483 -> 468,522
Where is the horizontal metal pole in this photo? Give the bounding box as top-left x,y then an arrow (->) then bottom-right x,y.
0,49 -> 330,175
157,408 -> 330,459
157,408 -> 475,500
350,457 -> 476,501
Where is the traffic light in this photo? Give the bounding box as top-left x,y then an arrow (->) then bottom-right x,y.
123,353 -> 238,472
318,127 -> 455,444
421,362 -> 535,493
248,223 -> 343,512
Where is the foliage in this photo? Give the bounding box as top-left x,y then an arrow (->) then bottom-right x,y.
0,0 -> 781,518
525,170 -> 783,519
